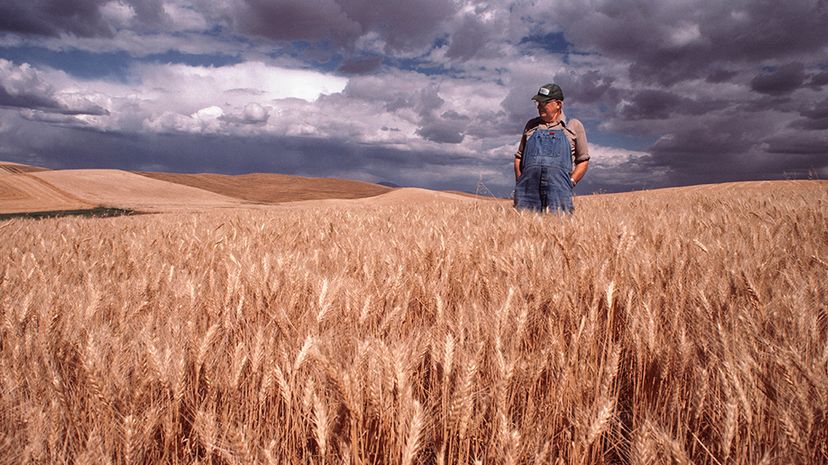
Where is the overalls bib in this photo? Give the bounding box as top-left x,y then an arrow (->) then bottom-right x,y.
514,126 -> 574,213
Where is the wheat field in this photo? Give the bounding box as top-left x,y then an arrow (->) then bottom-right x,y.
1,181 -> 826,465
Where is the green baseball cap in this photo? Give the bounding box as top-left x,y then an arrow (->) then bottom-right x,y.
532,83 -> 564,102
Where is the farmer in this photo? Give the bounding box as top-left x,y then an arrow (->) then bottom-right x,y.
514,83 -> 589,213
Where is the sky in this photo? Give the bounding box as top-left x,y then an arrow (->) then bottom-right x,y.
0,0 -> 826,196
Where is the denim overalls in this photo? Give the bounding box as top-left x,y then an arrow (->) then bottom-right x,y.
514,125 -> 574,213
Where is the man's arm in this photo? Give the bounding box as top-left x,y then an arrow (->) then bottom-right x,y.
569,119 -> 590,186
571,160 -> 588,185
514,120 -> 534,181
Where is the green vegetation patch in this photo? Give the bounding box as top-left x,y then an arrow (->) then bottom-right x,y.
0,207 -> 138,221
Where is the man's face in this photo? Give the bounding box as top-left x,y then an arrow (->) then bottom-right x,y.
537,99 -> 561,121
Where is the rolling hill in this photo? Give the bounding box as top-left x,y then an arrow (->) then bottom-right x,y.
137,171 -> 391,203
3,161 -> 825,216
31,169 -> 244,212
0,163 -> 91,213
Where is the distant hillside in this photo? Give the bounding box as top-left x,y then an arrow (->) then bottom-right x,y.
0,161 -> 49,174
32,169 -> 242,212
0,165 -> 92,214
137,171 -> 391,203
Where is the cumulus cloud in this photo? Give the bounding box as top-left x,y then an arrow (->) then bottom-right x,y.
0,59 -> 109,115
0,59 -> 57,105
130,62 -> 347,134
417,120 -> 465,144
223,102 -> 269,124
137,61 -> 348,105
144,105 -> 224,133
590,144 -> 650,168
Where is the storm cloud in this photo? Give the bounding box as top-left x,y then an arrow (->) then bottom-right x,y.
0,0 -> 826,194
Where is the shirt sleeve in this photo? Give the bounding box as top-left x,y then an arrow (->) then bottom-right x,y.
514,119 -> 535,159
515,132 -> 527,159
568,119 -> 590,163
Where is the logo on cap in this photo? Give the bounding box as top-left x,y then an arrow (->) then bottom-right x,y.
538,87 -> 550,96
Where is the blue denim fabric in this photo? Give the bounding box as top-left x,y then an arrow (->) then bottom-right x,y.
515,128 -> 574,213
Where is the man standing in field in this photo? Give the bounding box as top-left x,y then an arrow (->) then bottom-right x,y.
514,83 -> 589,213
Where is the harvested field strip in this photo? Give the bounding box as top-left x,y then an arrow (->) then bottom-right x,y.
0,172 -> 92,213
32,169 -> 243,211
137,171 -> 392,203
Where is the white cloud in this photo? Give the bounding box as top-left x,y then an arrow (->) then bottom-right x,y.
163,2 -> 209,31
0,59 -> 109,115
143,111 -> 200,133
669,22 -> 702,47
100,1 -> 136,28
19,109 -> 88,126
242,103 -> 267,122
137,61 -> 347,106
1,58 -> 348,136
134,61 -> 348,134
53,92 -> 111,115
0,59 -> 53,98
589,144 -> 650,168
143,105 -> 229,134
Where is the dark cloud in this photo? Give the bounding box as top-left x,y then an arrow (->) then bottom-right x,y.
556,0 -> 828,86
445,15 -> 489,60
789,117 -> 828,131
230,0 -> 361,44
700,1 -> 828,61
500,86 -> 540,127
123,0 -> 168,29
229,0 -> 456,53
630,109 -> 827,187
750,63 -> 807,96
790,94 -> 828,131
705,68 -> 739,84
0,85 -> 59,110
553,70 -> 617,105
800,97 -> 828,119
764,132 -> 828,155
649,125 -> 751,159
617,89 -> 726,120
619,90 -> 682,120
419,112 -> 468,143
808,70 -> 828,89
413,84 -> 444,118
416,122 -> 464,144
416,108 -> 469,145
337,0 -> 457,52
0,0 -> 112,37
0,116 -> 497,192
337,56 -> 383,75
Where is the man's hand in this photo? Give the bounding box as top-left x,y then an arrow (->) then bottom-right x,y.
571,160 -> 589,185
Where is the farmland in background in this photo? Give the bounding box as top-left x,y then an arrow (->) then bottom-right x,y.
1,180 -> 826,464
